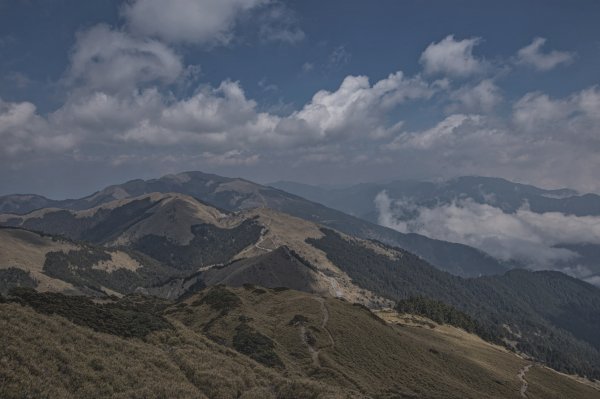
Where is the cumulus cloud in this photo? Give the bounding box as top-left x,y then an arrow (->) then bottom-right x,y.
122,0 -> 302,46
375,191 -> 600,270
512,87 -> 600,147
381,82 -> 600,192
386,114 -> 490,150
0,98 -> 77,155
449,79 -> 502,112
420,35 -> 487,77
123,0 -> 266,45
115,70 -> 434,149
516,37 -> 574,71
290,72 -> 434,140
66,24 -> 182,93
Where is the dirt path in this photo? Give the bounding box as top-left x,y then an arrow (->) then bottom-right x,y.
254,226 -> 273,252
518,364 -> 533,397
299,325 -> 321,367
297,297 -> 336,369
314,297 -> 335,349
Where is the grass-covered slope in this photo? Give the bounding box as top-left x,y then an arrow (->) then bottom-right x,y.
308,228 -> 600,380
0,227 -> 175,296
2,286 -> 597,398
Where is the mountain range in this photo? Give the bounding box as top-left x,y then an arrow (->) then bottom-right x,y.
271,176 -> 600,286
0,171 -> 509,278
1,171 -> 600,397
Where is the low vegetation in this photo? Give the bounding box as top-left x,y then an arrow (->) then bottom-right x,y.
308,228 -> 600,379
233,321 -> 283,368
396,296 -> 482,334
1,285 -> 598,398
6,288 -> 172,338
43,245 -> 177,295
132,220 -> 262,271
0,267 -> 36,294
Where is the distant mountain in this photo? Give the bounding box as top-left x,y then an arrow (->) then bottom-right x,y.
0,171 -> 509,278
271,176 -> 600,221
271,176 -> 600,285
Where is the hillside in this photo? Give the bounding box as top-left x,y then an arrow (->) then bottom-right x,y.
1,286 -> 598,399
271,176 -> 600,285
0,171 -> 509,277
307,228 -> 600,380
0,227 -> 171,297
2,190 -> 600,380
0,195 -> 388,306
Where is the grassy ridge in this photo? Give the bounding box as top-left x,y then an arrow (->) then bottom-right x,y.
1,286 -> 598,398
307,228 -> 600,380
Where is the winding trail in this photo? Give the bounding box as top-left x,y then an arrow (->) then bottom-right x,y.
315,297 -> 335,349
297,297 -> 336,369
299,325 -> 320,367
254,226 -> 273,252
518,364 -> 533,397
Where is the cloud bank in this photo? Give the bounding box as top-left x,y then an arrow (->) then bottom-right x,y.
375,191 -> 600,277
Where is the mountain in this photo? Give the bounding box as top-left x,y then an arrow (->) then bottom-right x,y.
0,193 -> 389,306
2,191 -> 600,380
0,226 -> 167,297
0,171 -> 510,277
271,176 -> 600,219
270,176 -> 600,285
2,285 -> 598,398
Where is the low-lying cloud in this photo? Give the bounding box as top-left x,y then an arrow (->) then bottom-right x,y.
375,190 -> 600,274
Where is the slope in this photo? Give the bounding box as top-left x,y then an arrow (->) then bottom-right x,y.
2,286 -> 598,399
0,171 -> 509,277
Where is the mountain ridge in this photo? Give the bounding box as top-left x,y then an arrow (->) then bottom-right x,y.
0,170 -> 510,278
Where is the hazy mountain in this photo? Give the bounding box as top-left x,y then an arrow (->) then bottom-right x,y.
2,286 -> 599,398
0,171 -> 510,278
271,176 -> 600,285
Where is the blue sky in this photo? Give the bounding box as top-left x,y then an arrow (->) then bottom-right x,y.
1,0 -> 599,197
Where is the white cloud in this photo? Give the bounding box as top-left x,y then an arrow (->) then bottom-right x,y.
380,83 -> 600,192
291,72 -> 434,140
386,114 -> 488,150
0,99 -> 77,155
375,191 -> 600,270
66,24 -> 182,93
450,79 -> 502,112
420,35 -> 486,77
116,71 -> 434,148
516,37 -> 574,71
122,0 -> 268,45
512,87 -> 600,146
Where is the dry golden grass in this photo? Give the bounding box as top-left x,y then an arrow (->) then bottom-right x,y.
173,287 -> 600,399
0,229 -> 78,293
0,301 -> 352,399
0,228 -> 144,294
2,286 -> 598,398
